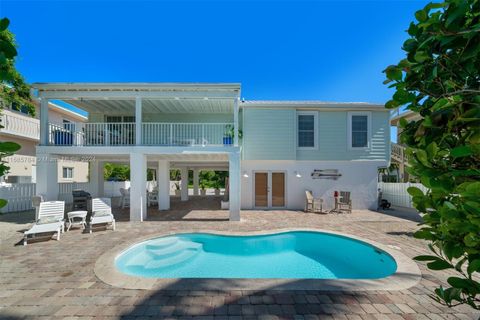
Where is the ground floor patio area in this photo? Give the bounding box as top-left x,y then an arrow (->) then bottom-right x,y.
0,206 -> 479,319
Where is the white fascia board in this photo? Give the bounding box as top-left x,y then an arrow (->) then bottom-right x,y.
241,101 -> 387,111
36,145 -> 241,156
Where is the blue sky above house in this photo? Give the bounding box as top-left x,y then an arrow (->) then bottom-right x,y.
2,0 -> 429,141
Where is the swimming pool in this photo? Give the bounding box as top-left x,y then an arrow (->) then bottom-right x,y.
115,231 -> 397,279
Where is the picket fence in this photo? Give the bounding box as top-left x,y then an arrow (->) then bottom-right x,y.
378,182 -> 429,208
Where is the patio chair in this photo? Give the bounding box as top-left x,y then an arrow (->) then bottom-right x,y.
89,198 -> 116,234
23,201 -> 65,245
120,188 -> 130,208
305,190 -> 324,213
147,190 -> 158,207
338,191 -> 352,213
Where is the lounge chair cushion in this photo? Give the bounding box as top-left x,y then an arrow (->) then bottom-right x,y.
93,210 -> 111,217
37,217 -> 63,225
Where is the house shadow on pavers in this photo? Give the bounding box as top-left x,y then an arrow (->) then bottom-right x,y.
114,277 -> 474,319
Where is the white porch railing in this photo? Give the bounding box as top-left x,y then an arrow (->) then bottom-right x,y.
48,122 -> 136,146
47,122 -> 233,146
142,122 -> 232,146
0,110 -> 40,140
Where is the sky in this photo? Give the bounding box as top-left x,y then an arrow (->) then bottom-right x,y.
1,0 -> 430,141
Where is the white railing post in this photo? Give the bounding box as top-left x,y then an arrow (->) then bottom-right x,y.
135,97 -> 142,145
40,98 -> 49,145
233,97 -> 239,147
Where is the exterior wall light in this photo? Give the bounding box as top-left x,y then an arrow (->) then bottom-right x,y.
295,171 -> 302,178
242,171 -> 249,178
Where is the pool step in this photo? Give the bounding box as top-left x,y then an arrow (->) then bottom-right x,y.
145,237 -> 179,250
145,248 -> 200,270
147,241 -> 202,260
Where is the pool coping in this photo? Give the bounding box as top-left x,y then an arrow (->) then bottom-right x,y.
94,228 -> 421,291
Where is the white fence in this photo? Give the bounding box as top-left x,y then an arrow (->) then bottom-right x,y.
378,182 -> 429,208
0,183 -> 36,213
0,181 -> 158,213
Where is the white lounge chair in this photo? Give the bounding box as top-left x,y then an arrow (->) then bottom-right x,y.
305,190 -> 324,213
23,201 -> 65,245
89,198 -> 116,233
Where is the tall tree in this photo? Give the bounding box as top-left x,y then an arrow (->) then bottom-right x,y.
384,0 -> 480,310
0,17 -> 33,208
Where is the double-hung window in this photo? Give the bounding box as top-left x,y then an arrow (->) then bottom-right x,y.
62,167 -> 74,179
297,111 -> 317,149
348,112 -> 370,149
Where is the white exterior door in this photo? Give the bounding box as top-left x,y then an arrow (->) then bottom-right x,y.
254,171 -> 286,209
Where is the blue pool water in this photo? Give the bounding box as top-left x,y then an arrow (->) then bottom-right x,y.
115,231 -> 397,279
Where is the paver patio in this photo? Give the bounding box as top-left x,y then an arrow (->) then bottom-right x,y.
1,197 -> 479,319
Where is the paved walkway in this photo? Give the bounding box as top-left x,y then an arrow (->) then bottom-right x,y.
0,201 -> 479,319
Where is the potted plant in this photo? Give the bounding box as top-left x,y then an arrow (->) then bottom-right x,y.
174,182 -> 181,197
223,125 -> 243,145
200,183 -> 206,196
213,180 -> 221,196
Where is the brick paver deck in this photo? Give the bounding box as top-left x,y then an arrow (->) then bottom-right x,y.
1,197 -> 479,319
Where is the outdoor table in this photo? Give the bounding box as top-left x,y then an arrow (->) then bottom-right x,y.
66,210 -> 88,231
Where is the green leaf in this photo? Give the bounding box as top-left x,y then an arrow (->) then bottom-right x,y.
427,260 -> 453,270
0,142 -> 21,153
415,9 -> 428,22
467,259 -> 480,275
414,51 -> 430,63
414,255 -> 440,261
0,199 -> 6,209
451,146 -> 473,158
415,149 -> 431,167
426,142 -> 438,157
408,186 -> 424,197
385,66 -> 403,81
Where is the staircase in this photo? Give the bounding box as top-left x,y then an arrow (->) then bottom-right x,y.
143,237 -> 202,270
391,142 -> 408,164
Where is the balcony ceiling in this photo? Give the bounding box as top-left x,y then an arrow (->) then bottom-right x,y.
63,98 -> 234,114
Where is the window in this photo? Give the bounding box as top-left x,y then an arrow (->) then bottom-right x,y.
348,112 -> 370,149
62,167 -> 74,179
297,112 -> 317,149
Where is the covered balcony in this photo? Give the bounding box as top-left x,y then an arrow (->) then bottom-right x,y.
33,83 -> 241,149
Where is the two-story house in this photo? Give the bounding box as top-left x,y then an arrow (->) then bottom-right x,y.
32,82 -> 390,221
0,100 -> 89,183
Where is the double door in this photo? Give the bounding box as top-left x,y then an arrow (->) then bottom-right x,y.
254,172 -> 286,208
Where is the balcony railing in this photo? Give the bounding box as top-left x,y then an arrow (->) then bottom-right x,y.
142,123 -> 231,146
0,110 -> 40,140
47,122 -> 234,147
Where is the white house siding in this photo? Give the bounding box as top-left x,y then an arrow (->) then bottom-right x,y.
240,160 -> 385,210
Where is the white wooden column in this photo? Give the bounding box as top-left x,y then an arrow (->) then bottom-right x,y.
228,151 -> 241,221
130,153 -> 147,221
180,167 -> 189,201
135,96 -> 142,145
90,160 -> 104,197
233,97 -> 239,147
193,169 -> 199,196
40,98 -> 49,145
36,153 -> 58,201
157,160 -> 170,210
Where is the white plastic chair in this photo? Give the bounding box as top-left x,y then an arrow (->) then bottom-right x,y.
120,188 -> 130,208
23,201 -> 65,245
89,198 -> 116,234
